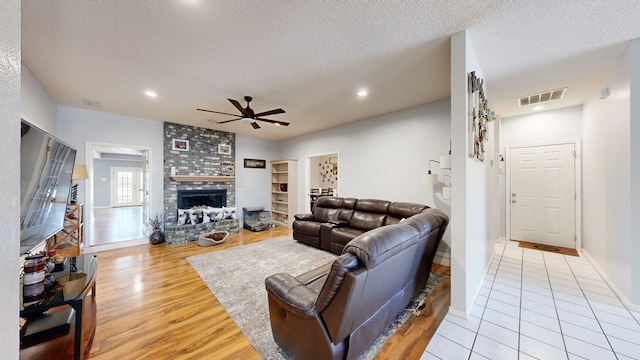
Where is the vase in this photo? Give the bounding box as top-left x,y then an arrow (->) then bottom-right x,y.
149,229 -> 165,245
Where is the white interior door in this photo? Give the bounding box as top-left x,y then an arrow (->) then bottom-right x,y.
112,167 -> 143,207
509,143 -> 576,248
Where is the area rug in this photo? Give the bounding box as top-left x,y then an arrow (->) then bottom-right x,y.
518,240 -> 579,256
187,236 -> 443,360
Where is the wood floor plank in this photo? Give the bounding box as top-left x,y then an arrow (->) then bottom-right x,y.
83,227 -> 449,359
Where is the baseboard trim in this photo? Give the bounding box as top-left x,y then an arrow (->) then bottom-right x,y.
83,237 -> 148,253
433,251 -> 451,267
447,306 -> 469,320
581,249 -> 638,311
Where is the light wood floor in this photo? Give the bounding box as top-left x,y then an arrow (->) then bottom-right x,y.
88,228 -> 450,360
91,206 -> 145,246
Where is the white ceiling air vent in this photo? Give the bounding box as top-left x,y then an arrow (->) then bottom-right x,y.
517,88 -> 566,107
83,98 -> 102,108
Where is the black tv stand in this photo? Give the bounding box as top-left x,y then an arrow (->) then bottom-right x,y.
20,254 -> 97,360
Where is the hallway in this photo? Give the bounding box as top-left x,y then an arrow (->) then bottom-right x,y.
90,206 -> 145,246
424,239 -> 640,359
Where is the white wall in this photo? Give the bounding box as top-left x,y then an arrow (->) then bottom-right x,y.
449,30 -> 497,318
500,105 -> 583,237
235,134 -> 280,220
582,39 -> 639,308
21,63 -> 57,134
281,99 -> 452,253
56,105 -> 165,245
1,0 -> 21,357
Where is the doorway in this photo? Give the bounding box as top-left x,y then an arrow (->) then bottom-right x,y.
305,152 -> 339,212
85,143 -> 151,249
508,142 -> 578,249
112,167 -> 144,207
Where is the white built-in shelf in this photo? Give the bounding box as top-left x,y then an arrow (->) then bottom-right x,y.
170,175 -> 235,182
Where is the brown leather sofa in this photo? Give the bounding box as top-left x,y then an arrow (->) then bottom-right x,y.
265,208 -> 449,360
293,197 -> 431,254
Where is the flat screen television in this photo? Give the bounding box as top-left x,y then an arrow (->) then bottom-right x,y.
20,120 -> 77,255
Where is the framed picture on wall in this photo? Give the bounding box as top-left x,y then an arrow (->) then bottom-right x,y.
244,158 -> 266,168
172,139 -> 189,151
218,143 -> 231,155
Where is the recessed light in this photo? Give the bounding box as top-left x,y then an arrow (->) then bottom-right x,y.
144,90 -> 157,98
357,89 -> 368,97
532,105 -> 544,111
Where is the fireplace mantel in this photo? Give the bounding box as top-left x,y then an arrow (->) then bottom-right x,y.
170,175 -> 235,182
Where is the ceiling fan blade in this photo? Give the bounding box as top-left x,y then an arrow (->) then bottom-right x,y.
215,117 -> 242,124
197,108 -> 239,117
255,117 -> 290,126
250,121 -> 261,129
253,108 -> 285,117
228,98 -> 250,117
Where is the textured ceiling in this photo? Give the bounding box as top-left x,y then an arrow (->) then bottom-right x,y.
21,1 -> 640,141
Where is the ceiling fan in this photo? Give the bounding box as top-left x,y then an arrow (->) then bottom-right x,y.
197,96 -> 289,129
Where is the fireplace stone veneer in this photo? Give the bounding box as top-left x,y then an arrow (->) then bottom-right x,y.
163,122 -> 239,244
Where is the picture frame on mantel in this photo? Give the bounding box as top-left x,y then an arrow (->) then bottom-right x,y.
218,143 -> 231,155
221,161 -> 235,176
244,158 -> 266,169
172,139 -> 189,152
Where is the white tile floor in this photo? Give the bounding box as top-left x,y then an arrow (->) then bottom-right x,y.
423,240 -> 640,360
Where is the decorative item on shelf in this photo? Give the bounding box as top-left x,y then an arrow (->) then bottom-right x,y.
279,183 -> 288,192
221,161 -> 235,175
70,164 -> 89,204
148,215 -> 165,245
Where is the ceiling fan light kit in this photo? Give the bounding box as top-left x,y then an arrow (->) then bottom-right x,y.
197,96 -> 289,130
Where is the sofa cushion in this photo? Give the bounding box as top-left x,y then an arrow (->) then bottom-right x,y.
313,197 -> 344,223
384,202 -> 429,225
344,224 -> 419,269
347,199 -> 390,231
338,197 -> 358,222
331,227 -> 365,253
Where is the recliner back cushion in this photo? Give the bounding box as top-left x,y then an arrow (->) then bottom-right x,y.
344,224 -> 419,268
338,197 -> 357,222
313,197 -> 344,222
349,199 -> 390,231
384,202 -> 429,225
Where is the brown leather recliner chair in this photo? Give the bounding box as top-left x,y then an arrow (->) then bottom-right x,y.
265,209 -> 449,360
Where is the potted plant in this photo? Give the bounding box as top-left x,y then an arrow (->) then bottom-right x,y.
148,215 -> 165,245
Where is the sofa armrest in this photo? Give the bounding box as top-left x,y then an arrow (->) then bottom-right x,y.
294,213 -> 314,221
265,273 -> 320,318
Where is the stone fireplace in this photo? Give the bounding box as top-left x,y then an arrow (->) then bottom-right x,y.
163,122 -> 239,244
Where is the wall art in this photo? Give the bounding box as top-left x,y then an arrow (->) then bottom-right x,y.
171,139 -> 189,151
218,143 -> 231,155
468,71 -> 494,162
243,158 -> 266,168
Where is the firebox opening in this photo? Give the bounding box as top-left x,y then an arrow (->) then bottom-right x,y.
177,189 -> 227,209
